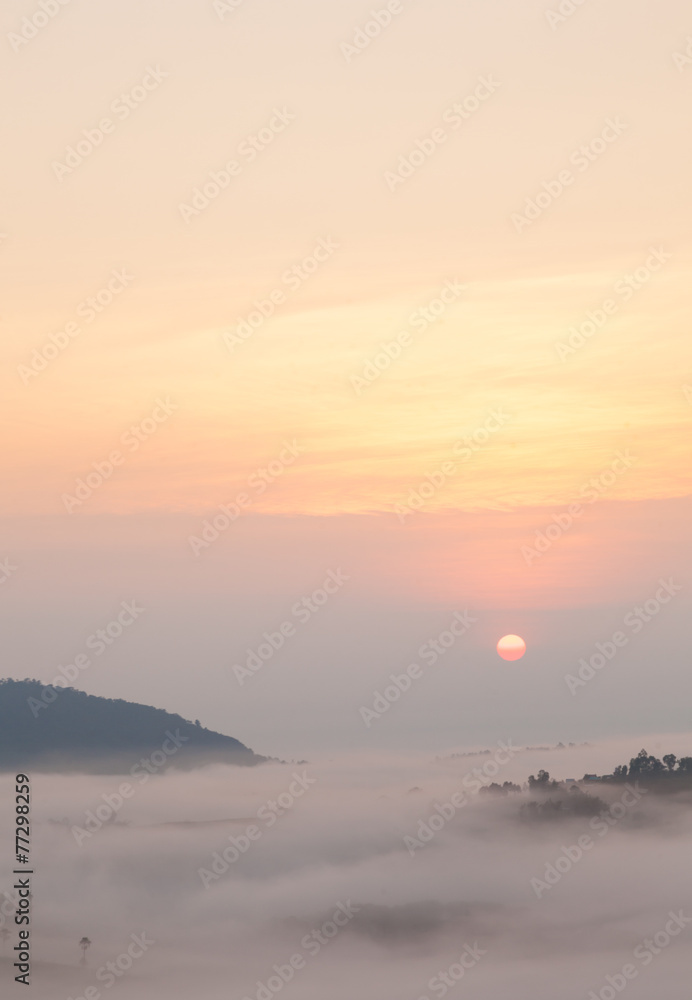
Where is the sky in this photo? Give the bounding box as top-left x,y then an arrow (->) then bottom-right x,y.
1,0 -> 691,758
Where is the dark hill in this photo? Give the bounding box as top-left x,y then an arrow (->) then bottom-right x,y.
0,678 -> 267,773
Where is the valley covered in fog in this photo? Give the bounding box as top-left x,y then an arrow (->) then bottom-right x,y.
2,737 -> 691,1000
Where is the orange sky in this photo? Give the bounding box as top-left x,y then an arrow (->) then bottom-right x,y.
2,0 -> 691,610
2,0 -> 692,756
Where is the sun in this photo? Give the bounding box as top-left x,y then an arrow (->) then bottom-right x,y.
497,634 -> 526,661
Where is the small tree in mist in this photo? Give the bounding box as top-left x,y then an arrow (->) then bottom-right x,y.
628,749 -> 664,775
480,781 -> 521,796
527,769 -> 559,792
79,937 -> 92,965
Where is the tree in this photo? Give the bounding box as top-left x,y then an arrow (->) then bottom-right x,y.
611,750 -> 692,784
79,937 -> 92,965
528,769 -> 558,791
628,749 -> 664,775
479,781 -> 520,796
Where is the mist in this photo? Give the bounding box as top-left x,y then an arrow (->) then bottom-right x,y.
2,739 -> 691,999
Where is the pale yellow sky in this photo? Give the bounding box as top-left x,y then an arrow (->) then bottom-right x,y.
1,0 -> 691,521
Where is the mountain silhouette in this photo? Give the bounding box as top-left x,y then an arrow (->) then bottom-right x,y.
0,678 -> 267,773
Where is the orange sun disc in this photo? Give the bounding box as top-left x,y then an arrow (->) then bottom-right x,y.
496,634 -> 526,661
